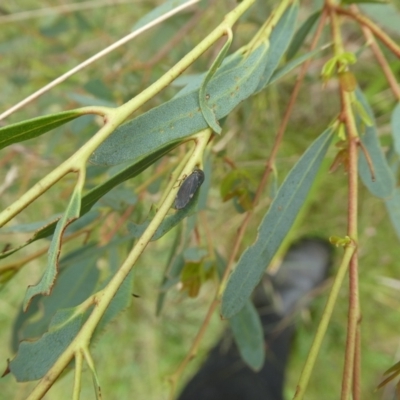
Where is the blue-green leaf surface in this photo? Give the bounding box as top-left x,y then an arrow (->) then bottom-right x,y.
90,43 -> 269,166
228,300 -> 265,371
356,89 -> 395,199
391,102 -> 400,156
12,251 -> 98,351
221,127 -> 333,318
10,308 -> 84,381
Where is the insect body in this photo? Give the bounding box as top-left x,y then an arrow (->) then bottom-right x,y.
174,168 -> 205,210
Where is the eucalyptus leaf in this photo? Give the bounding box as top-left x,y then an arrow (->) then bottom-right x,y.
10,308 -> 84,381
90,43 -> 269,167
23,182 -> 84,310
0,110 -> 84,151
356,88 -> 395,199
215,253 -> 264,370
12,253 -> 98,352
221,127 -> 333,318
228,300 -> 265,371
286,10 -> 321,61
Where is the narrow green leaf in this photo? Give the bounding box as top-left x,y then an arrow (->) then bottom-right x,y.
228,300 -> 265,371
255,2 -> 299,92
356,88 -> 395,198
10,308 -> 84,381
391,102 -> 400,156
23,181 -> 84,310
286,11 -> 321,61
221,127 -> 333,318
90,43 -> 269,166
12,253 -> 98,351
0,110 -> 83,150
199,31 -> 232,134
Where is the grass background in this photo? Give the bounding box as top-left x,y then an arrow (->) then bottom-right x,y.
1,1 -> 400,399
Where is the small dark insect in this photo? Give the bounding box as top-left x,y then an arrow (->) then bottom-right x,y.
174,168 -> 205,210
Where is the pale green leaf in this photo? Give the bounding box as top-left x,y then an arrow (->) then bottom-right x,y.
23,182 -> 84,310
229,300 -> 265,371
10,309 -> 84,381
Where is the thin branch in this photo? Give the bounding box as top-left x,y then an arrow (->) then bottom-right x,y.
329,5 -> 361,399
353,326 -> 362,400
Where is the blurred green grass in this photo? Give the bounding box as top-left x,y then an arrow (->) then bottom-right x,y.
1,1 -> 400,399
